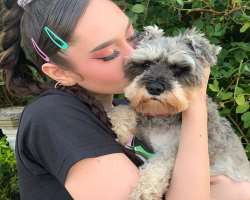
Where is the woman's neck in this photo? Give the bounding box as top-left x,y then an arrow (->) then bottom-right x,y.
91,93 -> 114,113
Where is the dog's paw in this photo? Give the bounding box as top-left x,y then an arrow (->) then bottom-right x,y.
129,184 -> 162,200
129,167 -> 167,200
108,105 -> 137,144
129,191 -> 161,200
129,183 -> 162,200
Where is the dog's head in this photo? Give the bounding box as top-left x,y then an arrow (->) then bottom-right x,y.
124,26 -> 221,115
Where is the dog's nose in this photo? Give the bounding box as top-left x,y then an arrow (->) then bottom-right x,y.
146,82 -> 165,96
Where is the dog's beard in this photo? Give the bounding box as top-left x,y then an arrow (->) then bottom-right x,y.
125,79 -> 192,115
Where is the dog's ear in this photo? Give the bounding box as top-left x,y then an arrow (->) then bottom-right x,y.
180,27 -> 222,66
136,25 -> 165,45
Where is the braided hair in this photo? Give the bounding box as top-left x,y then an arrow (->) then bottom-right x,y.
0,0 -> 49,96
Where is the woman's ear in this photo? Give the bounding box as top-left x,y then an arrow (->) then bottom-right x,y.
41,63 -> 78,86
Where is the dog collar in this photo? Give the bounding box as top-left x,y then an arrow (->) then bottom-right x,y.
125,136 -> 155,160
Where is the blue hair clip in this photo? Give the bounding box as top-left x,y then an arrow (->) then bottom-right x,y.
43,26 -> 69,50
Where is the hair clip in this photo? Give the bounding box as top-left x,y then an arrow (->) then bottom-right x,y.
17,0 -> 33,8
43,26 -> 69,50
31,38 -> 50,62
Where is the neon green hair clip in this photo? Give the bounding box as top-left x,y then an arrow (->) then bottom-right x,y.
43,26 -> 69,50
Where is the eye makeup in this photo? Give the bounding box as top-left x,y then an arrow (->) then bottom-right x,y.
94,49 -> 120,62
91,31 -> 137,62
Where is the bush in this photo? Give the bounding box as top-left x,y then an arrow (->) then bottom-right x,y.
114,0 -> 250,159
0,137 -> 20,200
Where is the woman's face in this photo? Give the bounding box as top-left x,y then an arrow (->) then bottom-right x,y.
65,0 -> 135,94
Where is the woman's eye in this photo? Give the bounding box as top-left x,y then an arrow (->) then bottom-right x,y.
96,50 -> 120,62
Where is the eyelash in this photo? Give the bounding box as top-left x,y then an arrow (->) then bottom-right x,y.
97,50 -> 120,62
97,33 -> 137,62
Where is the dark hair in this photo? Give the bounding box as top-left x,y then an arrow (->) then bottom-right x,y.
0,0 -> 114,128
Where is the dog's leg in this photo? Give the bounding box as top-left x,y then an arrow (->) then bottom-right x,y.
209,129 -> 250,182
207,98 -> 250,182
108,105 -> 138,145
129,152 -> 175,200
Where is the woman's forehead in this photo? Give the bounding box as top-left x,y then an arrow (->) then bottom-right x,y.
71,0 -> 129,52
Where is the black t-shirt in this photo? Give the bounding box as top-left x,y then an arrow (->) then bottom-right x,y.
15,88 -> 144,200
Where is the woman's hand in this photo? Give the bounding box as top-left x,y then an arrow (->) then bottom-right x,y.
168,64 -> 212,200
183,63 -> 210,118
190,63 -> 210,103
210,175 -> 250,200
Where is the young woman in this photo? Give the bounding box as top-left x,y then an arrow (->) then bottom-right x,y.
1,0 -> 249,199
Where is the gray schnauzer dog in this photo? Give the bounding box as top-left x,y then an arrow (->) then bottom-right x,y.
108,26 -> 250,200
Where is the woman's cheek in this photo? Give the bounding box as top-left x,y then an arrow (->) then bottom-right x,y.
88,58 -> 125,83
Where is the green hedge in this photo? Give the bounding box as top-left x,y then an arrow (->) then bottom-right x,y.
114,0 -> 250,159
0,137 -> 19,200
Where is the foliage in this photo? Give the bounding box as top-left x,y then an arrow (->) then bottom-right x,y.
0,136 -> 20,200
114,0 -> 250,159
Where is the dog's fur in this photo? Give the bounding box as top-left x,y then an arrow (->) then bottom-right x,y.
108,26 -> 250,200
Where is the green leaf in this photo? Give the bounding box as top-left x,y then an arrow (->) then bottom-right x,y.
219,108 -> 231,116
206,25 -> 214,37
209,79 -> 219,92
213,23 -> 224,37
235,95 -> 245,105
240,22 -> 250,33
239,14 -> 250,21
242,112 -> 250,121
246,144 -> 250,157
244,121 -> 250,129
233,50 -> 247,63
241,112 -> 250,128
235,87 -> 244,95
176,0 -> 184,6
218,92 -> 233,100
231,42 -> 250,52
243,63 -> 250,74
193,19 -> 204,30
236,103 -> 249,114
131,4 -> 145,14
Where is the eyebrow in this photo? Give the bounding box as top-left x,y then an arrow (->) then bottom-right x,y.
90,19 -> 132,53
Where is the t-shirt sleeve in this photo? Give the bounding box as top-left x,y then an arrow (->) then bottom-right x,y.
21,93 -> 123,185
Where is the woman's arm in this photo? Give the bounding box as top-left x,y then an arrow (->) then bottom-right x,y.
167,67 -> 210,200
65,153 -> 139,200
166,65 -> 250,200
210,175 -> 250,200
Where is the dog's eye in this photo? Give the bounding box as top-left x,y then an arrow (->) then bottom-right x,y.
170,64 -> 191,77
142,61 -> 153,68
